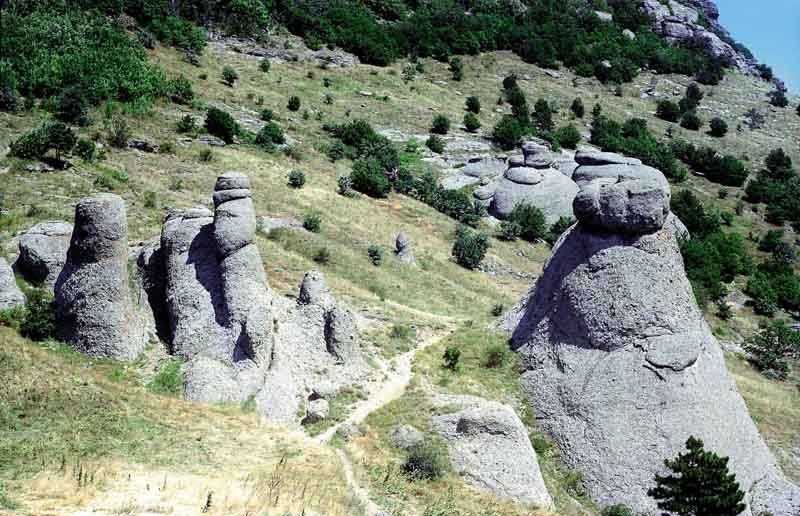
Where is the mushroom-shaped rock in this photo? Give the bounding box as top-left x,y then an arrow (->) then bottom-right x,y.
54,194 -> 145,360
490,167 -> 579,224
395,232 -> 415,264
572,163 -> 669,189
16,220 -> 72,288
573,178 -> 670,234
506,192 -> 800,513
431,400 -> 552,508
0,257 -> 24,310
574,150 -> 642,166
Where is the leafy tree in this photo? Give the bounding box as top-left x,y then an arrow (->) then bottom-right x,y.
287,95 -> 301,111
55,87 -> 89,125
743,320 -> 800,379
492,115 -> 524,150
656,100 -> 681,122
506,86 -> 530,126
648,436 -> 746,516
452,226 -> 489,269
463,112 -> 481,132
680,111 -> 702,131
426,134 -> 445,153
205,107 -> 238,144
553,124 -> 581,149
449,56 -> 463,81
709,117 -> 728,137
465,95 -> 481,114
532,98 -> 554,133
226,0 -> 269,36
351,157 -> 391,198
571,97 -> 585,118
221,66 -> 238,87
47,122 -> 77,161
430,114 -> 451,135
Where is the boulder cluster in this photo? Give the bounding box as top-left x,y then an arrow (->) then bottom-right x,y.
504,166 -> 800,514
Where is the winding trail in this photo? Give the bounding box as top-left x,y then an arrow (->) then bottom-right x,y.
317,328 -> 454,515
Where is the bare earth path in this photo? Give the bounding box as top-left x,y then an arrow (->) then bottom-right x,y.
318,328 -> 455,515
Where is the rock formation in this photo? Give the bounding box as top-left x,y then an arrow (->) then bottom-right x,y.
54,194 -> 146,360
0,257 -> 24,310
395,232 -> 415,264
16,220 -> 72,288
505,174 -> 800,514
431,399 -> 552,508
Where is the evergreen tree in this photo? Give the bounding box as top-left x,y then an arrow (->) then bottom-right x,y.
648,436 -> 746,516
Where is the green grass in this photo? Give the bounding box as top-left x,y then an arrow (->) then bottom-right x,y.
147,358 -> 184,397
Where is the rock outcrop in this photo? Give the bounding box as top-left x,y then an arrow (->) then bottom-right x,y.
505,175 -> 800,513
431,400 -> 552,508
395,232 -> 415,264
0,257 -> 24,310
16,220 -> 72,288
54,194 -> 146,360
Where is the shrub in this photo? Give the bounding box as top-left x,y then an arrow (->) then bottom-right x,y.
287,96 -> 301,111
443,346 -> 461,371
463,112 -> 481,132
367,244 -> 383,266
709,117 -> 728,137
106,117 -> 131,148
176,114 -> 197,133
502,74 -> 518,91
351,157 -> 391,198
0,84 -> 19,113
743,320 -> 800,379
260,109 -> 275,121
680,111 -> 702,130
19,289 -> 56,341
601,505 -> 633,516
259,59 -> 271,73
571,97 -> 585,118
759,229 -> 784,253
656,100 -> 681,122
143,191 -> 158,208
288,170 -> 306,188
148,359 -> 183,396
498,221 -> 521,241
205,108 -> 238,144
671,140 -> 747,187
768,89 -> 789,108
256,121 -> 285,147
74,138 -> 96,161
491,303 -> 504,317
553,124 -> 581,149
546,216 -> 575,245
452,226 -> 489,269
426,135 -> 445,154
9,124 -> 50,159
648,436 -> 746,516
313,247 -> 331,264
532,99 -> 554,133
466,96 -> 481,114
55,87 -> 89,125
221,66 -> 238,86
430,114 -> 451,135
449,57 -> 463,81
508,203 -> 547,242
337,175 -> 353,196
483,343 -> 509,368
303,213 -> 322,232
492,115 -> 524,150
168,76 -> 194,104
403,443 -> 446,481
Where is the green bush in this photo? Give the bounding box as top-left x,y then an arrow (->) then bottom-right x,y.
0,84 -> 19,113
168,76 -> 194,104
226,0 -> 270,36
260,108 -> 275,121
463,112 -> 481,132
303,213 -> 322,232
601,505 -> 633,516
430,114 -> 451,135
205,107 -> 238,144
74,138 -> 97,161
709,117 -> 728,137
680,111 -> 702,131
498,221 -> 521,241
671,140 -> 747,187
571,97 -> 585,118
449,56 -> 463,81
656,100 -> 681,122
452,226 -> 489,269
492,115 -> 524,150
55,87 -> 89,125
256,121 -> 285,147
367,244 -> 383,266
259,59 -> 271,73
337,175 -> 353,196
176,114 -> 197,133
546,216 -> 575,245
426,135 -> 445,154
19,289 -> 56,341
9,121 -> 75,161
553,124 -> 581,149
465,95 -> 481,114
743,320 -> 800,379
221,66 -> 238,87
313,247 -> 331,264
443,345 -> 461,371
403,443 -> 446,481
288,170 -> 306,188
508,203 -> 547,242
532,98 -> 554,133
106,116 -> 131,148
483,343 -> 510,369
351,157 -> 391,198
287,95 -> 301,111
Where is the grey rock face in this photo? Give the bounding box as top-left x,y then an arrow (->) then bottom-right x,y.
303,398 -> 330,424
431,400 -> 552,508
55,194 -> 145,360
389,424 -> 424,450
0,257 -> 24,310
17,220 -> 72,288
460,156 -> 507,178
490,167 -> 579,224
395,232 -> 415,264
299,270 -> 334,307
508,215 -> 800,513
572,163 -> 669,190
573,178 -> 670,234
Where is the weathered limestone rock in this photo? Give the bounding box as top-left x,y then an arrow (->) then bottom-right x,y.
431,400 -> 552,508
54,194 -> 145,360
16,220 -> 72,288
389,424 -> 424,450
573,178 -> 670,234
490,166 -> 579,224
573,163 -> 669,189
0,257 -> 24,310
395,232 -> 415,265
303,398 -> 330,424
574,150 -> 642,167
506,179 -> 800,513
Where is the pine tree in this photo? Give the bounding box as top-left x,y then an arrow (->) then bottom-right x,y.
648,436 -> 746,516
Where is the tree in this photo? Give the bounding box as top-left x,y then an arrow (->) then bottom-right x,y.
509,203 -> 547,242
430,114 -> 450,134
648,436 -> 746,516
287,95 -> 301,111
532,98 -> 554,133
492,115 -> 524,150
452,226 -> 489,269
680,111 -> 702,131
768,88 -> 789,108
553,124 -> 581,149
743,320 -> 800,379
571,97 -> 585,118
350,157 -> 391,198
465,95 -> 481,114
205,107 -> 238,144
656,100 -> 681,122
221,66 -> 238,87
709,117 -> 728,137
47,122 -> 77,161
449,56 -> 463,81
463,112 -> 481,132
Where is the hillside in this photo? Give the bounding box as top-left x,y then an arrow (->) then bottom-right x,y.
1,0 -> 800,514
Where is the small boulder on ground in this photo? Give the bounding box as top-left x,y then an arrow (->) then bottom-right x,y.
0,257 -> 24,310
395,232 -> 415,264
16,220 -> 72,288
389,424 -> 425,450
303,398 -> 330,425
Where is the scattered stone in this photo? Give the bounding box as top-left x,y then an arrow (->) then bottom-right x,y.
358,91 -> 374,97
16,220 -> 72,288
303,398 -> 330,424
594,10 -> 613,22
196,135 -> 226,147
389,424 -> 424,450
310,381 -> 339,400
0,257 -> 24,311
55,193 -> 145,360
542,69 -> 561,79
127,138 -> 160,153
622,28 -> 636,40
431,400 -> 552,507
258,215 -> 305,234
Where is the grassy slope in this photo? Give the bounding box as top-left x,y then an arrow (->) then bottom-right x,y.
1,34 -> 799,515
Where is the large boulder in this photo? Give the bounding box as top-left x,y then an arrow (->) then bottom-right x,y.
395,232 -> 415,265
490,166 -> 579,224
54,194 -> 145,360
431,400 -> 552,508
0,257 -> 24,310
506,180 -> 800,513
16,220 -> 72,288
572,163 -> 669,190
573,178 -> 670,234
